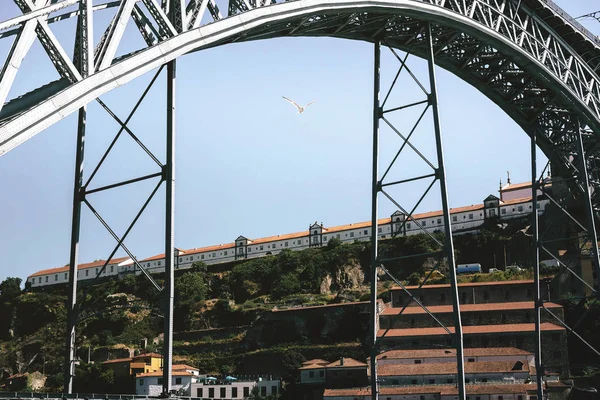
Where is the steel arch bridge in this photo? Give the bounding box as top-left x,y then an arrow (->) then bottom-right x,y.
1,1 -> 600,400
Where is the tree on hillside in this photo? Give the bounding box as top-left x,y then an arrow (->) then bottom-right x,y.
0,277 -> 22,340
174,272 -> 207,330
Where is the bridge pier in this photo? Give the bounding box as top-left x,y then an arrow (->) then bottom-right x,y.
369,23 -> 465,400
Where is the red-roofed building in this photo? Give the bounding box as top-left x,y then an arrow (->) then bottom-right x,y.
299,357 -> 368,388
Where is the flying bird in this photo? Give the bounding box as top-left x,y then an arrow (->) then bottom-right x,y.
282,96 -> 316,114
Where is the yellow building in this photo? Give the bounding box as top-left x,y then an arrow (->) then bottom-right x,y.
101,353 -> 163,378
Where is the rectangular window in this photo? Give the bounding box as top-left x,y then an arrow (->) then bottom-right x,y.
64,273 -> 68,279
248,248 -> 251,252
468,358 -> 475,362
158,261 -> 161,266
285,242 -> 288,247
452,215 -> 457,222
209,388 -> 214,398
201,255 -> 204,259
96,268 -> 98,275
422,221 -> 426,226
243,387 -> 250,397
414,360 -> 421,364
489,209 -> 496,217
407,223 -> 411,229
220,388 -> 226,398
232,387 -> 238,398
261,387 -> 267,397
271,386 -> 277,395
518,206 -> 524,212
363,230 -> 368,235
323,236 -> 327,241
175,377 -> 182,385
212,253 -> 216,257
85,270 -> 89,277
498,396 -> 503,400
437,219 -> 442,224
378,228 -> 382,233
429,379 -> 435,384
224,251 -> 228,255
469,213 -> 473,220
502,208 -> 507,214
350,232 -> 354,237
260,246 -> 264,250
39,277 -> 42,283
158,378 -> 163,385
411,379 -> 417,384
197,388 -> 203,397
319,370 -> 324,378
309,371 -> 314,378
55,275 -> 58,281
110,265 -> 114,273
139,379 -> 144,386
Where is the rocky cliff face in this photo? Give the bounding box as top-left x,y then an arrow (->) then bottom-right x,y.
319,260 -> 365,294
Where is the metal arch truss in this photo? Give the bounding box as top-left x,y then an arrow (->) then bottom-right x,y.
1,0 -> 600,211
61,63 -> 178,393
369,30 -> 465,400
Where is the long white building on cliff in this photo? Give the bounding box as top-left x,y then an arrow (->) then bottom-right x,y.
26,179 -> 549,288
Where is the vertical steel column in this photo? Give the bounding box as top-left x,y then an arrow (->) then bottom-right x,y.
425,23 -> 465,400
64,0 -> 92,390
369,40 -> 380,400
575,121 -> 600,297
162,58 -> 176,395
64,106 -> 86,393
531,130 -> 544,400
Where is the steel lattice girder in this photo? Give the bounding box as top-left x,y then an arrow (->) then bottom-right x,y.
1,0 -> 600,201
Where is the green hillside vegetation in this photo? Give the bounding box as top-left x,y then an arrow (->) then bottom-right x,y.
0,226 -> 590,394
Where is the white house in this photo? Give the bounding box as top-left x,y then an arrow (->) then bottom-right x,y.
136,369 -> 200,396
27,179 -> 551,288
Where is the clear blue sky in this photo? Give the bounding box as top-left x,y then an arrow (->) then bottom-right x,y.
0,0 -> 598,284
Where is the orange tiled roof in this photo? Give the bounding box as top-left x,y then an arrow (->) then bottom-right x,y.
381,301 -> 562,315
299,363 -> 328,370
136,371 -> 194,378
101,357 -> 132,365
377,347 -> 533,360
324,384 -> 536,397
29,257 -> 129,278
302,359 -> 330,366
378,360 -> 529,376
326,358 -> 368,368
378,323 -> 565,338
172,364 -> 199,371
185,243 -> 236,256
502,182 -> 532,191
502,196 -> 534,205
392,279 -> 535,291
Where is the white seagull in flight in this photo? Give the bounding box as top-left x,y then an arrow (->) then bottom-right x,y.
282,96 -> 316,114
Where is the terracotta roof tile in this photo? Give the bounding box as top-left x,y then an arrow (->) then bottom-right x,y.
136,371 -> 194,378
324,384 -> 537,397
299,363 -> 328,370
302,359 -> 330,366
326,358 -> 368,368
502,196 -> 534,205
29,257 -> 129,278
378,323 -> 565,338
377,347 -> 533,360
172,364 -> 199,371
381,301 -> 562,315
378,360 -> 529,376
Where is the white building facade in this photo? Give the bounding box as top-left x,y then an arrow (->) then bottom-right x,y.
27,181 -> 549,288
